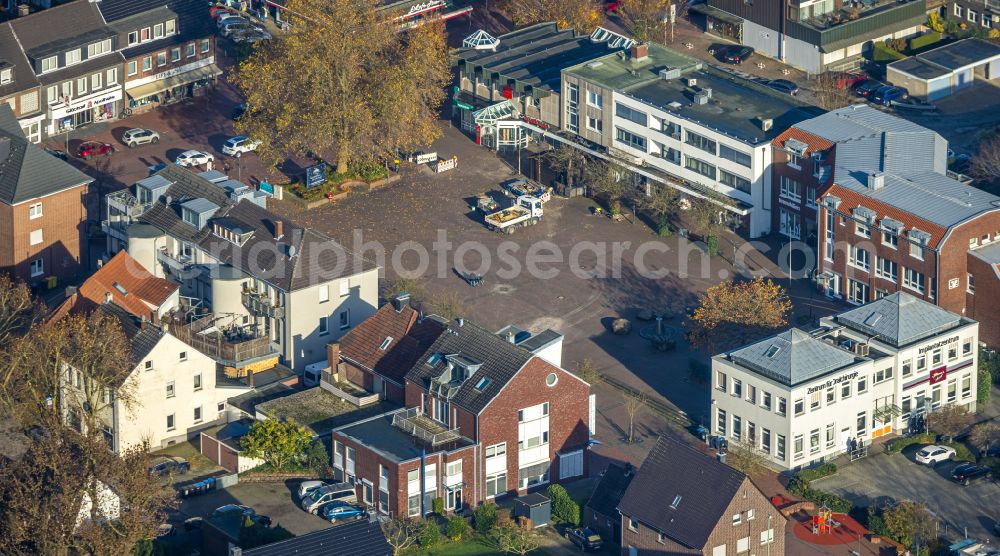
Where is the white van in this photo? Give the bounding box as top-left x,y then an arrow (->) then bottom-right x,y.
303,361 -> 327,387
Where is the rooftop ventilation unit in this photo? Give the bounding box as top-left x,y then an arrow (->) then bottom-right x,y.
686,78 -> 698,87
659,68 -> 680,80
693,91 -> 710,105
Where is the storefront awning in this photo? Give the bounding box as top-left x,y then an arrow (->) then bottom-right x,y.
689,4 -> 744,25
126,64 -> 223,100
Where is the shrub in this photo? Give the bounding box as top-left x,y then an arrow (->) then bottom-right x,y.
705,234 -> 720,257
948,442 -> 976,462
795,463 -> 837,482
497,507 -> 513,526
420,519 -> 440,547
873,43 -> 907,62
473,503 -> 498,534
866,506 -> 889,538
445,516 -> 468,540
306,441 -> 332,478
432,497 -> 445,516
980,457 -> 1000,476
978,368 -> 992,405
352,159 -> 389,182
787,475 -> 853,513
885,433 -> 935,454
547,484 -> 581,526
927,12 -> 944,33
908,31 -> 941,52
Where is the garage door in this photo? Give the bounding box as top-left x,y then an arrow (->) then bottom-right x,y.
559,450 -> 583,479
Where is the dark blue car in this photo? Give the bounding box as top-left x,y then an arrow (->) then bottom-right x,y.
321,501 -> 366,523
871,86 -> 907,105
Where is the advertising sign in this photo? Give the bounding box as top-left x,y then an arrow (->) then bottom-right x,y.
929,366 -> 947,385
305,162 -> 327,189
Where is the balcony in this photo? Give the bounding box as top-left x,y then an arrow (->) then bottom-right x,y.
392,407 -> 462,446
101,220 -> 130,242
241,289 -> 285,319
157,247 -> 194,272
787,0 -> 928,51
106,190 -> 147,218
167,313 -> 276,366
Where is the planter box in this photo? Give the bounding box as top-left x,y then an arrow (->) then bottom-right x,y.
320,379 -> 380,407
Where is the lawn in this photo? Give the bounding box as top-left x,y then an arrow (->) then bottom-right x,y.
408,538 -> 505,556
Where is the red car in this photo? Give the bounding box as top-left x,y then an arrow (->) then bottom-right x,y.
605,0 -> 621,11
836,71 -> 869,89
77,141 -> 115,159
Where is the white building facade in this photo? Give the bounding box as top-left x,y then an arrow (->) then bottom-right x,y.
711,292 -> 978,470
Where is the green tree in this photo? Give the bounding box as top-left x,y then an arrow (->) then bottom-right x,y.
882,501 -> 936,549
501,0 -> 603,33
978,368 -> 992,405
306,440 -> 332,478
640,183 -> 680,236
445,516 -> 468,540
240,418 -> 311,470
474,503 -> 499,534
685,278 -> 792,352
586,160 -> 631,215
621,0 -> 668,43
419,519 -> 440,547
546,484 -> 581,526
233,0 -> 450,173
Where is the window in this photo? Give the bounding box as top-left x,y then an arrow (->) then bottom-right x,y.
141,27 -> 151,41
788,153 -> 801,169
779,175 -> 801,202
128,31 -> 138,46
157,52 -> 167,67
902,359 -> 912,377
810,393 -> 821,411
319,285 -> 329,303
661,146 -> 680,164
179,351 -> 187,362
806,186 -> 817,209
732,379 -> 742,398
903,267 -> 925,293
720,144 -> 751,167
874,367 -> 892,383
486,472 -> 507,497
29,229 -> 42,245
46,86 -> 58,105
733,513 -> 742,525
144,360 -> 153,371
201,39 -> 210,53
777,397 -> 786,416
319,316 -> 329,336
339,309 -> 351,329
954,3 -> 963,16
154,23 -> 164,39
841,381 -> 851,399
882,229 -> 898,248
747,384 -> 756,404
963,374 -> 972,398
968,273 -> 975,294
193,373 -> 202,391
586,116 -> 603,133
857,375 -> 867,393
918,354 -> 927,371
379,466 -> 390,511
586,90 -> 602,107
932,348 -> 942,366
856,220 -> 871,238
826,424 -> 835,448
218,402 -> 225,412
91,72 -> 101,91
662,120 -> 682,139
546,373 -> 558,386
30,258 -> 43,277
826,388 -> 835,404
615,127 -> 646,152
485,443 -> 506,459
849,246 -> 870,271
876,257 -> 897,281
793,434 -> 804,460
856,411 -> 867,435
339,279 -> 350,297
720,169 -> 751,194
408,494 -> 420,516
910,240 -> 924,260
762,428 -> 771,453
187,42 -> 196,57
685,130 -> 717,154
777,434 -> 786,459
127,61 -> 137,76
171,48 -> 181,62
762,391 -> 772,410
166,381 -> 175,398
685,156 -> 716,179
379,336 -> 393,351
760,529 -> 775,545
166,19 -> 176,35
716,408 -> 727,435
143,56 -> 152,71
107,67 -> 117,85
28,202 -> 42,219
65,49 -> 81,66
628,518 -> 638,532
716,370 -> 727,391
193,406 -> 202,423
0,69 -> 11,85
615,102 -> 647,126
87,39 -> 111,58
948,379 -> 957,402
794,399 -> 804,416
166,414 -> 175,431
963,338 -> 973,356
810,429 -> 820,453
732,415 -> 742,440
76,77 -> 87,96
41,56 -> 57,73
968,8 -> 977,21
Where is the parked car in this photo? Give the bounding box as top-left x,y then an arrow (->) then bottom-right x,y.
175,150 -> 214,167
221,135 -> 261,157
231,29 -> 272,44
122,128 -> 160,148
870,85 -> 907,105
854,80 -> 885,97
216,13 -> 244,28
297,480 -> 330,499
951,463 -> 993,486
221,20 -> 265,38
212,504 -> 272,527
837,71 -> 869,89
77,141 -> 115,159
766,79 -> 799,96
915,445 -> 956,465
320,501 -> 366,523
301,483 -> 355,514
149,456 -> 190,476
604,0 -> 621,11
565,527 -> 603,551
722,45 -> 754,64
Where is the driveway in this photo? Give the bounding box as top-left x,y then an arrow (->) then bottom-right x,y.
175,480 -> 333,536
812,447 -> 1000,542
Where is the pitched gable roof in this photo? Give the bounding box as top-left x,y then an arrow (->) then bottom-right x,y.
585,462 -> 635,519
243,519 -> 391,556
727,328 -> 858,386
76,251 -> 177,320
404,319 -> 535,415
338,300 -> 445,384
834,291 -> 963,347
825,183 -> 949,249
0,104 -> 92,205
617,436 -> 747,549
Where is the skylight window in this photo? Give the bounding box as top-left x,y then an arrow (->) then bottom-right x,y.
764,345 -> 781,358
379,336 -> 393,351
427,354 -> 442,365
670,495 -> 682,509
113,282 -> 128,295
474,377 -> 490,391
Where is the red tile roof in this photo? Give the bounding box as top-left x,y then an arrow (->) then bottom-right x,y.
75,251 -> 178,320
772,128 -> 835,155
823,184 -> 948,248
338,301 -> 445,384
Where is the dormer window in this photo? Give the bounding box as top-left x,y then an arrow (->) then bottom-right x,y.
0,69 -> 11,85
128,31 -> 138,46
40,56 -> 57,73
65,49 -> 81,66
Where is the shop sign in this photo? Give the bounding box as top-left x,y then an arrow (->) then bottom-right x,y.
929,366 -> 947,385
807,371 -> 859,394
453,99 -> 474,110
405,0 -> 445,16
51,88 -> 122,119
521,115 -> 549,130
436,157 -> 457,173
305,162 -> 326,189
126,57 -> 216,89
918,335 -> 958,354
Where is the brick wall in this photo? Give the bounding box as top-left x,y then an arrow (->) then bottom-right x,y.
771,146 -> 833,239
938,215 -> 1000,322
0,184 -> 89,284
124,36 -> 216,85
966,253 -> 1000,346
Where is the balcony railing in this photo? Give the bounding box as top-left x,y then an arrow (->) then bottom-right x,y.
241,289 -> 285,319
168,314 -> 275,365
392,408 -> 463,446
106,190 -> 147,218
157,248 -> 194,271
101,220 -> 130,241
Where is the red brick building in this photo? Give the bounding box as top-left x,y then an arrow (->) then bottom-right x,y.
770,128 -> 835,243
0,104 -> 92,286
801,106 -> 1000,346
618,436 -> 785,556
331,314 -> 592,518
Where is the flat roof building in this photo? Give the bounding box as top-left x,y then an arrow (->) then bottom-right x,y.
888,38 -> 1000,101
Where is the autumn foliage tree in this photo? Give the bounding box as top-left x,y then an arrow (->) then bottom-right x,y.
621,0 -> 668,43
501,0 -> 603,33
233,0 -> 451,173
685,278 -> 792,352
881,501 -> 936,549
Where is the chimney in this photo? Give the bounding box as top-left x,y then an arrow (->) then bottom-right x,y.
392,292 -> 411,312
104,292 -> 113,304
456,317 -> 464,327
327,342 -> 340,368
506,331 -> 516,344
759,118 -> 773,132
630,43 -> 649,62
17,4 -> 29,16
868,171 -> 885,190
274,219 -> 284,240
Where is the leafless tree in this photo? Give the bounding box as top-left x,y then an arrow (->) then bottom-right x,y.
494,519 -> 541,555
970,422 -> 1000,455
546,144 -> 589,188
428,291 -> 466,322
927,404 -> 973,438
971,133 -> 1000,183
726,440 -> 771,476
380,516 -> 421,556
574,358 -> 602,385
810,72 -> 854,110
623,390 -> 647,443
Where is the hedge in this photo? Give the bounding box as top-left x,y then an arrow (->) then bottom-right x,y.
787,477 -> 853,513
795,463 -> 837,482
908,31 -> 942,52
873,43 -> 907,63
948,442 -> 975,462
885,433 -> 935,454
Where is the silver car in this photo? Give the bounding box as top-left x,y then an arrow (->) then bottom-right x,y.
122,128 -> 160,148
300,483 -> 355,514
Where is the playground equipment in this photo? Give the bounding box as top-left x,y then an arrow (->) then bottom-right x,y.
812,506 -> 832,535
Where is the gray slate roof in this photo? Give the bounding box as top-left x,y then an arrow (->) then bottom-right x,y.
137,165 -> 376,292
586,462 -> 634,519
404,319 -> 535,415
97,302 -> 163,377
243,519 -> 391,556
0,23 -> 39,99
834,291 -> 963,348
9,0 -> 111,55
617,435 -> 746,549
335,409 -> 474,463
728,328 -> 858,386
795,105 -> 1000,228
0,104 -> 92,205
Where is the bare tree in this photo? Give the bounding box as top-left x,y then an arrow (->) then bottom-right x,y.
382,276 -> 425,306
927,404 -> 973,439
971,133 -> 1000,183
587,160 -> 631,215
639,183 -> 680,234
0,274 -> 42,347
726,440 -> 771,475
969,422 -> 1000,455
623,390 -> 647,443
380,516 -> 421,556
573,358 -> 602,385
428,291 -> 466,322
810,72 -> 854,110
545,144 -> 588,188
494,519 -> 541,555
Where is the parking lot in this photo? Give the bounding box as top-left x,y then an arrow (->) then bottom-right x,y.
813,445 -> 1000,542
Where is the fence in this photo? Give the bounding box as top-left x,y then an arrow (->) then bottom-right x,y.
169,316 -> 273,363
